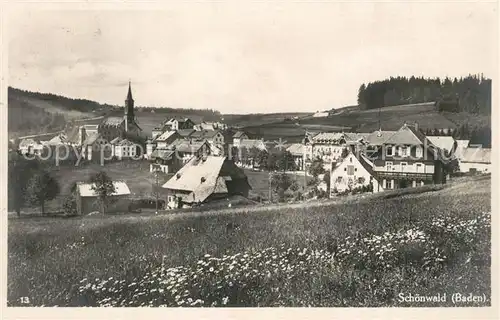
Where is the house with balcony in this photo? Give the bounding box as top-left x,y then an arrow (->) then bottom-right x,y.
303,132 -> 351,171
370,123 -> 447,189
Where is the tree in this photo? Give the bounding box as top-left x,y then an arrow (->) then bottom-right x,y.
8,152 -> 42,216
255,149 -> 269,169
308,158 -> 325,178
322,171 -> 331,194
89,171 -> 116,215
271,172 -> 293,202
26,170 -> 60,215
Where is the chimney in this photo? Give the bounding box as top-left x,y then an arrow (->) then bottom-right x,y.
414,121 -> 419,132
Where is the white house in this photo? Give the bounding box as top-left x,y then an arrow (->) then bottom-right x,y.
232,131 -> 249,147
82,133 -> 110,160
110,138 -> 138,160
163,118 -> 195,131
330,150 -> 382,195
458,146 -> 491,173
155,131 -> 181,149
18,138 -> 44,155
312,111 -> 329,118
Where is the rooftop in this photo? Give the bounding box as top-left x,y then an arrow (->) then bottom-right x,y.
77,181 -> 131,197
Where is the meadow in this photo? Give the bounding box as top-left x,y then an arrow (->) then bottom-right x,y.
22,160 -> 304,215
7,175 -> 491,307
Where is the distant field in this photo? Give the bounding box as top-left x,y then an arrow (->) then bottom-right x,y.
223,112 -> 312,128
8,175 -> 491,307
243,122 -> 351,143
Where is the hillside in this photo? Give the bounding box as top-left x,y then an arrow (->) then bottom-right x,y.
245,102 -> 490,143
8,87 -> 224,138
8,175 -> 491,307
8,87 -> 113,138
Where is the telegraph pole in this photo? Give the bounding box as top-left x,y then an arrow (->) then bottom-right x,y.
268,171 -> 272,203
155,169 -> 159,214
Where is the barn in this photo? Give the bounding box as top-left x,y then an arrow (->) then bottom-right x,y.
75,181 -> 132,215
162,155 -> 252,209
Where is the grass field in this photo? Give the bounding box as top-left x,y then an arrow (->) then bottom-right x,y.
8,175 -> 491,307
247,103 -> 491,140
22,161 -> 308,214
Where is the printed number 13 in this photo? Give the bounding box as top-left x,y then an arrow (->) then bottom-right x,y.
20,297 -> 30,304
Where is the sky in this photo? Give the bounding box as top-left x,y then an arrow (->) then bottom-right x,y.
8,2 -> 498,114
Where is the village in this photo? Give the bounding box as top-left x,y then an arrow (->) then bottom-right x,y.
5,3 -> 495,310
8,81 -> 491,216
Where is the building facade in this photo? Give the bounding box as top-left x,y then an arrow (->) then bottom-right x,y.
370,124 -> 447,189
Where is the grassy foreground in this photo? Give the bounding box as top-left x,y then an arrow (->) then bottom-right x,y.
8,176 -> 491,307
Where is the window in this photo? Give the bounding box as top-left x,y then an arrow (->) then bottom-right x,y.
337,176 -> 343,183
387,180 -> 394,189
416,163 -> 423,173
401,162 -> 407,172
386,146 -> 393,156
386,162 -> 393,171
347,165 -> 355,175
401,147 -> 408,157
415,146 -> 423,158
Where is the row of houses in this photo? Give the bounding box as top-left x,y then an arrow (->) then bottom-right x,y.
325,123 -> 491,196
16,82 -> 144,161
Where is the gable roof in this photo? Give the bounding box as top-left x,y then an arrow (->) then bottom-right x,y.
65,126 -> 81,145
162,156 -> 249,203
110,137 -> 122,144
460,147 -> 491,164
155,130 -> 178,142
190,129 -> 221,139
286,143 -> 304,156
101,117 -> 125,126
312,132 -> 345,143
165,117 -> 193,124
18,138 -> 41,148
162,156 -> 226,201
83,133 -> 104,146
77,181 -> 131,197
332,150 -> 376,177
177,129 -> 196,137
167,139 -> 210,153
365,130 -> 397,146
384,124 -> 426,145
237,139 -> 267,150
118,139 -> 135,146
46,133 -> 67,145
427,136 -> 456,152
150,149 -> 175,160
233,131 -> 247,138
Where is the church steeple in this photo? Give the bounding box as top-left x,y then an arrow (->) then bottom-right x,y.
126,81 -> 134,102
124,80 -> 135,124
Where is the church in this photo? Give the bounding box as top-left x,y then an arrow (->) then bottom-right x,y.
98,81 -> 142,141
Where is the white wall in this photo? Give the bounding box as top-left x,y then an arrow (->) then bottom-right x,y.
459,161 -> 491,173
330,154 -> 381,195
373,162 -> 435,174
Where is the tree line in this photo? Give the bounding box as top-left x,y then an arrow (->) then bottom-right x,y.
357,75 -> 492,115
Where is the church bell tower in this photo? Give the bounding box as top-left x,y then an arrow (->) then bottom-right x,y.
124,81 -> 135,132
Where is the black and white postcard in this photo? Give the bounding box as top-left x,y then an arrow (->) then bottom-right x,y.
1,1 -> 498,319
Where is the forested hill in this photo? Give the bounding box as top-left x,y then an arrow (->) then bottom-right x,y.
357,75 -> 492,115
